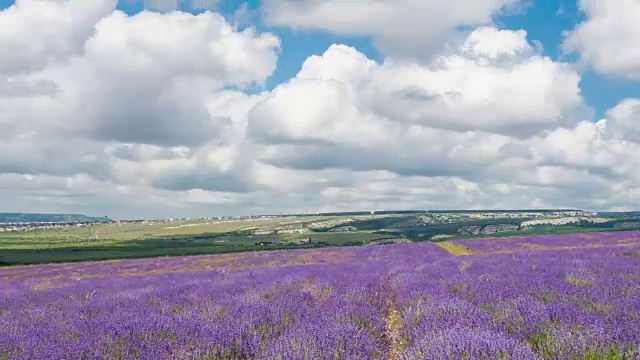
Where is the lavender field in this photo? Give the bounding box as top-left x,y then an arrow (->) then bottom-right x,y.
1,232 -> 640,359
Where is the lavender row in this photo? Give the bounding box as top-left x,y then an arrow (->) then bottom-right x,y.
450,230 -> 640,254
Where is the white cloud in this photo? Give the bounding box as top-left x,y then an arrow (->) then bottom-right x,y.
248,28 -> 584,168
368,55 -> 583,135
3,2 -> 640,217
0,172 -> 253,219
0,0 -> 118,75
263,0 -> 519,59
564,0 -> 640,79
39,10 -> 280,147
602,98 -> 640,142
461,27 -> 531,59
0,4 -> 279,202
241,28 -> 640,214
0,6 -> 280,150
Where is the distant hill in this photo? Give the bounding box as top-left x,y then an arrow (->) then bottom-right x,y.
0,213 -> 110,223
426,209 -> 583,214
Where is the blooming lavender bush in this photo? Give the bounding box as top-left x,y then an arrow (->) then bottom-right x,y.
450,230 -> 640,254
1,232 -> 639,359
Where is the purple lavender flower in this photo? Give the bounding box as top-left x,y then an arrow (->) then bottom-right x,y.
1,232 -> 639,359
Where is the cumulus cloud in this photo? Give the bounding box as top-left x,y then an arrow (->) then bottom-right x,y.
241,27 -> 640,214
2,1 -> 640,217
602,98 -> 640,142
0,3 -> 280,204
1,7 -> 279,153
0,172 -> 253,219
252,29 -> 583,141
564,0 -> 640,79
247,28 -> 585,181
39,10 -> 280,147
0,0 -> 118,75
263,0 -> 519,59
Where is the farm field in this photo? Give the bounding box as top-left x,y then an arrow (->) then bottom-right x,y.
4,211 -> 640,266
0,216 -> 398,266
442,231 -> 640,255
0,231 -> 394,266
1,231 -> 639,359
1,216 -> 334,243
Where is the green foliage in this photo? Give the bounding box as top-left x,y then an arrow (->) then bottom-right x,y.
3,211 -> 640,266
0,229 -> 393,266
528,323 -> 637,360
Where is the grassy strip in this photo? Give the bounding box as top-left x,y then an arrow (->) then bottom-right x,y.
436,242 -> 478,256
0,232 -> 393,267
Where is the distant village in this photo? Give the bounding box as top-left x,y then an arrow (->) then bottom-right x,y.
0,214 -> 280,233
0,220 -> 109,232
0,210 -> 610,234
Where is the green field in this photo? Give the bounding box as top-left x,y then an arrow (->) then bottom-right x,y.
4,212 -> 639,267
10,217 -> 338,242
0,217 -> 395,266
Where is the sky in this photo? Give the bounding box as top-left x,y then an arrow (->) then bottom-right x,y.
1,0 -> 640,219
